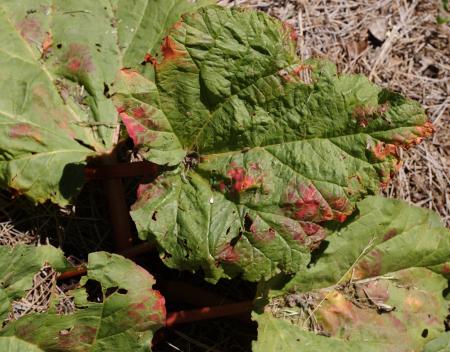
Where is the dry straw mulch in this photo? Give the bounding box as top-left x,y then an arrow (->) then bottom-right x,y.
220,0 -> 450,226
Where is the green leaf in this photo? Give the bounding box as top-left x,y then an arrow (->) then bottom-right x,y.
282,196 -> 449,292
0,337 -> 44,352
0,245 -> 69,321
127,6 -> 432,282
0,0 -> 211,205
253,313 -> 384,352
254,198 -> 450,351
424,333 -> 450,352
0,250 -> 165,351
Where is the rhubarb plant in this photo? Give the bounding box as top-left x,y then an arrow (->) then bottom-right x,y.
0,0 -> 448,351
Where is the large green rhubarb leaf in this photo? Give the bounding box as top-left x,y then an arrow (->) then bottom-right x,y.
253,197 -> 450,352
0,248 -> 165,351
124,6 -> 433,282
0,0 -> 211,205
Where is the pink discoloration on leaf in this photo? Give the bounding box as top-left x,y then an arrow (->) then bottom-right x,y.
283,184 -> 334,222
217,244 -> 240,263
441,263 -> 450,274
132,106 -> 146,118
152,290 -> 166,317
9,123 -> 42,142
294,186 -> 323,220
120,111 -> 146,144
227,167 -> 256,192
64,43 -> 94,73
17,17 -> 43,44
250,224 -> 276,242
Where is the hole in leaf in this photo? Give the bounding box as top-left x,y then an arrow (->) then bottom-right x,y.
118,288 -> 128,294
57,43 -> 62,49
226,227 -> 231,235
152,211 -> 158,221
84,280 -> 103,303
230,235 -> 240,247
421,329 -> 428,338
105,286 -> 118,298
244,214 -> 253,232
103,83 -> 110,98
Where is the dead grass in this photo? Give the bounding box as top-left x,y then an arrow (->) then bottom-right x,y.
220,0 -> 450,226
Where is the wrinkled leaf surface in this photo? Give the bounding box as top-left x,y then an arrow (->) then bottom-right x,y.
126,6 -> 432,281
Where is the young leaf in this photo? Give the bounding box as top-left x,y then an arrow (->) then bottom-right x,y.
127,6 -> 432,282
0,0 -> 212,205
0,248 -> 165,351
253,197 -> 450,351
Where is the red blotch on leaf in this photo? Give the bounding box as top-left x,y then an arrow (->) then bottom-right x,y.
217,244 -> 240,263
64,43 -> 94,73
132,106 -> 146,118
144,53 -> 157,65
334,213 -> 348,223
119,111 -> 146,145
227,167 -> 255,192
294,186 -> 322,220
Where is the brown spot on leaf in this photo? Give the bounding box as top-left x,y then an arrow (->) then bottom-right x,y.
416,121 -> 434,139
372,142 -> 398,160
58,325 -> 97,349
353,249 -> 383,279
159,37 -> 185,64
383,229 -> 398,241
